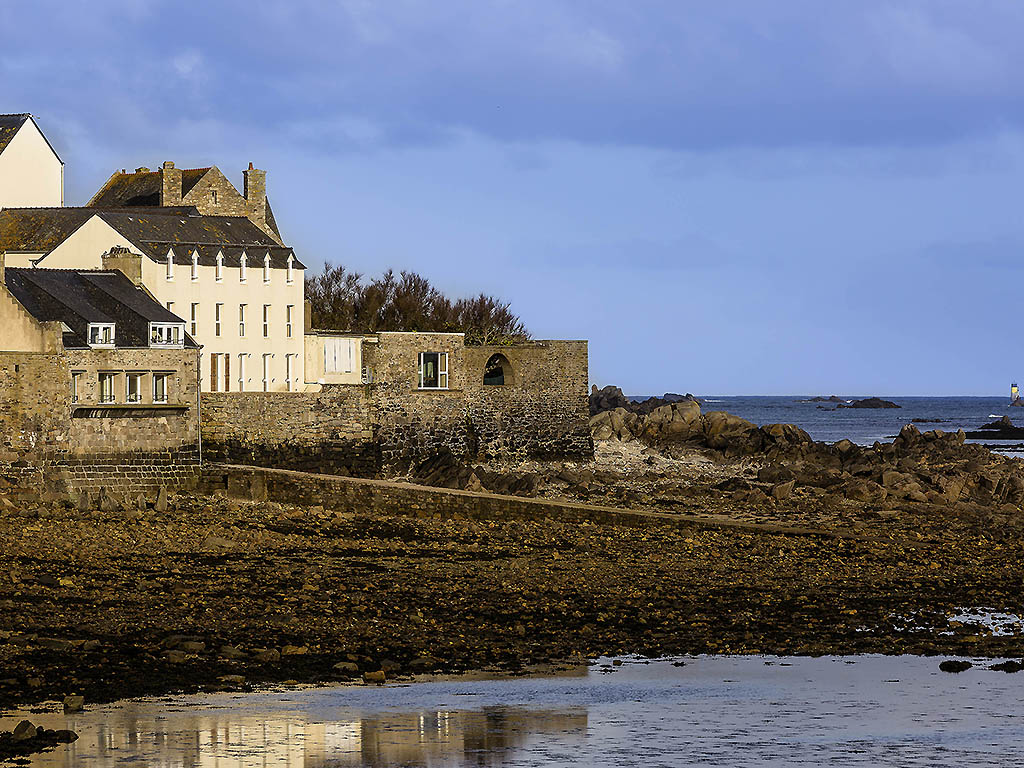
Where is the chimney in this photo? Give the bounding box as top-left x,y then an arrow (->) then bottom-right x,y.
243,161 -> 269,229
101,246 -> 143,286
160,161 -> 182,206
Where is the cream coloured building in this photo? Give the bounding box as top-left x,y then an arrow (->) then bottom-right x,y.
0,114 -> 64,209
0,206 -> 306,392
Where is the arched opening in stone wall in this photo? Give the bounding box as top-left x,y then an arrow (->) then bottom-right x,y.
483,353 -> 513,386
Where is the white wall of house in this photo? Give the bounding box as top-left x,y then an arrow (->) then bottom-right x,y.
0,119 -> 63,209
32,222 -> 306,393
304,333 -> 365,385
143,254 -> 305,393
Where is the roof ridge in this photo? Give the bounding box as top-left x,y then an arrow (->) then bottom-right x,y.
0,113 -> 31,118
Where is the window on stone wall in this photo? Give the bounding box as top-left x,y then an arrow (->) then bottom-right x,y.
484,353 -> 511,386
126,372 -> 144,403
153,372 -> 168,403
99,372 -> 116,404
418,351 -> 448,390
88,323 -> 115,348
71,371 -> 83,403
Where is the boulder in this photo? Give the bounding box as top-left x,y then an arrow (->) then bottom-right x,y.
939,659 -> 972,673
837,397 -> 901,409
363,669 -> 387,684
12,720 -> 37,742
702,411 -> 757,450
771,480 -> 795,501
840,479 -> 888,504
589,385 -> 632,415
63,694 -> 85,713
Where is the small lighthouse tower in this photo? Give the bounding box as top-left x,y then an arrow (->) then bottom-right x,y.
1012,382 -> 1020,403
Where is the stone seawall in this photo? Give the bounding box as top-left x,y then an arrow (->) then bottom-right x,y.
200,337 -> 593,477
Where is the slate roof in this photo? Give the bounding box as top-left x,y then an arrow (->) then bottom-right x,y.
87,166 -> 283,240
88,167 -> 211,207
0,207 -> 304,269
4,267 -> 198,349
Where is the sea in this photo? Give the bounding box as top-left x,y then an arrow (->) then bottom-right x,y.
631,395 -> 1024,452
5,655 -> 1024,767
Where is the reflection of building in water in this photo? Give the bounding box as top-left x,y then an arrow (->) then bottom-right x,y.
32,705 -> 587,768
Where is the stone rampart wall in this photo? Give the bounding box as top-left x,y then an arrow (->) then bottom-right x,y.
201,336 -> 593,476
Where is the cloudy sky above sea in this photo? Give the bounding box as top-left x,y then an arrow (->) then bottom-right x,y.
3,1 -> 1024,395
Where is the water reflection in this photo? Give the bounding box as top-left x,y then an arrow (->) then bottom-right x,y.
21,704 -> 587,767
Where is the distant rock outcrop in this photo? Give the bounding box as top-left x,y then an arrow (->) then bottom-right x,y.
797,396 -> 844,403
589,385 -> 701,417
964,415 -> 1024,439
837,397 -> 901,409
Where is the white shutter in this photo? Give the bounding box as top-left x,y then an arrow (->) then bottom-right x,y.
344,339 -> 354,373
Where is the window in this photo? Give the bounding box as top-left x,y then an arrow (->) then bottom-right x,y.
484,353 -> 511,386
166,301 -> 174,313
153,373 -> 168,404
215,251 -> 223,282
262,353 -> 271,391
71,371 -> 83,404
209,353 -> 230,392
99,372 -> 116,403
215,303 -> 223,336
238,304 -> 246,337
237,353 -> 247,391
239,252 -> 248,282
191,250 -> 199,281
165,249 -> 174,281
324,338 -> 356,374
285,354 -> 294,392
190,303 -> 199,336
263,304 -> 270,338
286,305 -> 293,338
211,189 -> 218,204
418,352 -> 448,390
88,323 -> 115,347
263,253 -> 271,283
286,254 -> 294,284
126,372 -> 144,403
150,323 -> 184,346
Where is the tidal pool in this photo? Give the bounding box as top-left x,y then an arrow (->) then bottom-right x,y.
3,655 -> 1024,767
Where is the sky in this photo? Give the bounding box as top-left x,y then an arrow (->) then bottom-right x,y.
3,0 -> 1024,395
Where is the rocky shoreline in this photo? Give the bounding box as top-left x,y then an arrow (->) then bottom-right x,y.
4,392 -> 1024,759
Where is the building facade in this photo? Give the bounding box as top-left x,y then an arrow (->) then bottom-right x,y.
0,114 -> 63,210
0,258 -> 201,494
0,205 -> 305,392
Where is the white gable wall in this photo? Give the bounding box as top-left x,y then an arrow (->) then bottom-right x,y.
0,119 -> 63,209
35,216 -> 135,269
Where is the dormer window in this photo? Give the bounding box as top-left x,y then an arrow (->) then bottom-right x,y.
215,251 -> 224,282
88,323 -> 115,348
263,253 -> 271,283
239,252 -> 248,282
150,323 -> 184,347
286,254 -> 294,284
165,248 -> 174,281
191,250 -> 199,281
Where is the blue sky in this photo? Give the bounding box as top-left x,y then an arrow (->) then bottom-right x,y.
3,0 -> 1024,395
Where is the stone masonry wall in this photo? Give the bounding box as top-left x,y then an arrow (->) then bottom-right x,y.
200,334 -> 592,477
0,348 -> 200,496
200,386 -> 379,476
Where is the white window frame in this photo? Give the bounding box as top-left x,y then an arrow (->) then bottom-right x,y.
239,304 -> 246,337
149,323 -> 185,347
165,248 -> 174,281
99,372 -> 116,404
239,252 -> 248,282
285,353 -> 294,392
71,370 -> 83,404
262,353 -> 272,392
418,351 -> 449,390
88,323 -> 115,348
286,304 -> 293,338
190,303 -> 198,336
215,251 -> 224,282
215,303 -> 223,337
238,353 -> 247,392
263,304 -> 270,338
324,337 -> 356,374
125,371 -> 144,403
152,372 -> 169,404
191,250 -> 199,281
286,254 -> 294,284
263,253 -> 271,283
166,301 -> 174,313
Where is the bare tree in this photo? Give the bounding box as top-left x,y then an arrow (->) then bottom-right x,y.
305,263 -> 531,345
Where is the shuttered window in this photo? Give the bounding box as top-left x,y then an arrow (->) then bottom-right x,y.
323,338 -> 356,374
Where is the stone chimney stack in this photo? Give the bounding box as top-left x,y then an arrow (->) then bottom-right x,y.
160,161 -> 182,206
243,162 -> 267,226
101,246 -> 144,286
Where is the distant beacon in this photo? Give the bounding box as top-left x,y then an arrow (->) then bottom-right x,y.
1013,382 -> 1020,403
